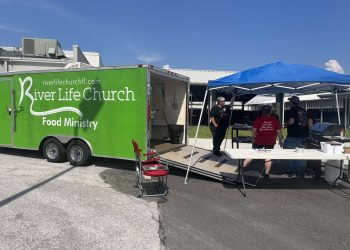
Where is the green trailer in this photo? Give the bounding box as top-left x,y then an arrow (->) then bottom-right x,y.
0,65 -> 189,165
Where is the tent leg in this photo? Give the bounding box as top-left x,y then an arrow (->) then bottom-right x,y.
320,98 -> 324,122
344,98 -> 347,129
224,93 -> 236,149
276,93 -> 284,124
335,91 -> 341,125
185,88 -> 209,184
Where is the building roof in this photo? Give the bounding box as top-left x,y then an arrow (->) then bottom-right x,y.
163,65 -> 235,85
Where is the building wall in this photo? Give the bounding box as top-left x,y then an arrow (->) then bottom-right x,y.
0,59 -> 68,73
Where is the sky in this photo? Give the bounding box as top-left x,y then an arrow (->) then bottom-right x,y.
1,0 -> 349,73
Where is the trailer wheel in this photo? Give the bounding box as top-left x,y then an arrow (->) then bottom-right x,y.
67,140 -> 91,166
43,138 -> 66,163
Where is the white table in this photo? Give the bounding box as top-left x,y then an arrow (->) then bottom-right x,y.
224,148 -> 348,196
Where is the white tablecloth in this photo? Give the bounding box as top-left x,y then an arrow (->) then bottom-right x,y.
224,148 -> 348,161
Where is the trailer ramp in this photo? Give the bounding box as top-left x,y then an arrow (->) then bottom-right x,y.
159,145 -> 239,184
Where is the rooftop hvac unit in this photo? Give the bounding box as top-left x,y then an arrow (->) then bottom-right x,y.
22,38 -> 66,58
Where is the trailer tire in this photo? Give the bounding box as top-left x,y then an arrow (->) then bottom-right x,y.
67,140 -> 91,166
43,138 -> 67,163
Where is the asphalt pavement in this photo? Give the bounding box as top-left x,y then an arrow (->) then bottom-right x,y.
0,148 -> 161,250
1,146 -> 350,250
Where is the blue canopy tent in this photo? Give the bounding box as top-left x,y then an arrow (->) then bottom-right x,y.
208,61 -> 350,94
185,62 -> 350,183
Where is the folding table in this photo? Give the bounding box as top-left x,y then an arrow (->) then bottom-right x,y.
224,148 -> 348,196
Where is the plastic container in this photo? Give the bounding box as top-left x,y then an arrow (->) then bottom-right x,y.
295,147 -> 305,153
324,160 -> 342,185
320,142 -> 344,154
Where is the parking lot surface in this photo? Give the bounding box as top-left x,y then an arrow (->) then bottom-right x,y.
2,148 -> 350,250
0,149 -> 161,250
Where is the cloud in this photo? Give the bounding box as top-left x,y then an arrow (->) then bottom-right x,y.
137,53 -> 164,63
0,0 -> 85,22
0,24 -> 29,33
325,59 -> 344,73
121,34 -> 165,63
34,0 -> 86,22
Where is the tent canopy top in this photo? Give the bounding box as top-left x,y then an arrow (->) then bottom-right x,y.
208,62 -> 350,94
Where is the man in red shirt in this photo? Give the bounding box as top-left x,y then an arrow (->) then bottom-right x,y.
243,104 -> 284,178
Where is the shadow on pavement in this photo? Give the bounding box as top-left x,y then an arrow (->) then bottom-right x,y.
0,147 -> 43,159
0,166 -> 76,207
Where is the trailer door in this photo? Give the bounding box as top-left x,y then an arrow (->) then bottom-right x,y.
0,79 -> 13,146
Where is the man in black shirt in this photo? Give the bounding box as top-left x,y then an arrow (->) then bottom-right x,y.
210,96 -> 230,156
284,96 -> 313,177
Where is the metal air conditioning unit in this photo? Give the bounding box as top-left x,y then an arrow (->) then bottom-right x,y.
22,38 -> 66,58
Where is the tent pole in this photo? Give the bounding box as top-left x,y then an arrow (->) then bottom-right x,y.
275,93 -> 284,125
345,97 -> 349,128
320,98 -> 323,122
185,88 -> 209,184
224,92 -> 236,149
282,96 -> 285,125
335,91 -> 341,125
208,91 -> 213,125
190,91 -> 193,126
344,98 -> 347,129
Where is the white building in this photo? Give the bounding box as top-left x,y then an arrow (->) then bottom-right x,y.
0,37 -> 103,73
162,65 -> 235,106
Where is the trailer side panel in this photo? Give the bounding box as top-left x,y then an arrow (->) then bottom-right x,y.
0,68 -> 147,160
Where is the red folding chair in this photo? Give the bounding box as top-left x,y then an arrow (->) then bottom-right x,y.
132,139 -> 169,197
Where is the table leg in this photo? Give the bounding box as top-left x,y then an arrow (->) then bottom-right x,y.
236,129 -> 239,149
236,159 -> 246,196
231,127 -> 234,149
348,160 -> 350,183
333,160 -> 343,186
241,170 -> 247,197
236,159 -> 242,182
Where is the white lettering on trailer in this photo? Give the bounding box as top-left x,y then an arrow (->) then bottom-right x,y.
64,118 -> 98,131
33,87 -> 136,102
125,87 -> 135,101
117,90 -> 125,101
19,77 -> 137,122
41,117 -> 98,131
58,88 -> 81,101
82,87 -> 135,101
33,90 -> 56,101
42,117 -> 62,126
19,77 -> 83,117
83,87 -> 92,100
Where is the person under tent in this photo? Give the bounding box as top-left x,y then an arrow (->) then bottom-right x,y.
243,104 -> 284,178
283,96 -> 313,178
209,96 -> 231,156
